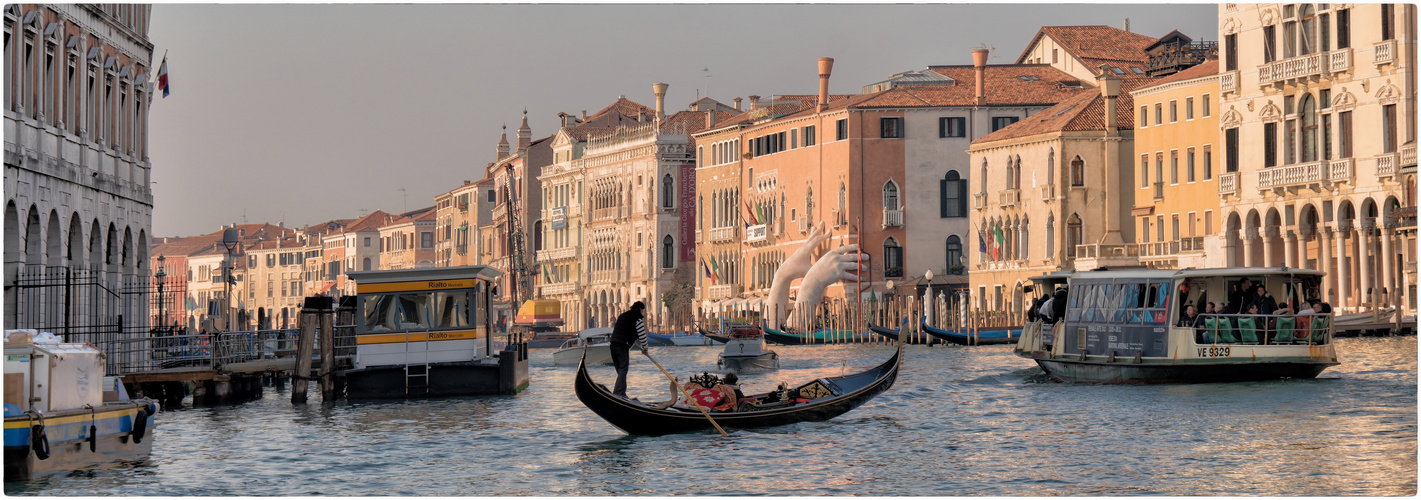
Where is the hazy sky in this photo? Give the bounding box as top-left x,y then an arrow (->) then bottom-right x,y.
147,3 -> 1216,237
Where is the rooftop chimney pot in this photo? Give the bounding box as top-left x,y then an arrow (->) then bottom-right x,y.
817,57 -> 835,113
972,49 -> 989,106
652,82 -> 669,119
733,97 -> 742,111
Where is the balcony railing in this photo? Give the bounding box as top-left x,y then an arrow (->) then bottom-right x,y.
1074,243 -> 1140,259
540,282 -> 579,296
1327,158 -> 1354,183
708,284 -> 734,300
1401,144 -> 1417,167
1136,236 -> 1206,259
708,226 -> 737,243
1040,184 -> 1055,201
1220,70 -> 1239,94
973,193 -> 988,210
1374,39 -> 1397,65
1218,172 -> 1239,195
1376,153 -> 1398,177
536,246 -> 578,262
745,224 -> 768,243
592,207 -> 623,221
1257,161 -> 1325,190
1257,49 -> 1351,86
882,208 -> 904,228
998,189 -> 1020,208
1329,48 -> 1353,73
593,270 -> 618,283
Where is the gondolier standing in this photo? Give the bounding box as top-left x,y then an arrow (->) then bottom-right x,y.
610,301 -> 649,398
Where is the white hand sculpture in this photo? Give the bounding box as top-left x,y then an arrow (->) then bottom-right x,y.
766,221 -> 829,329
786,243 -> 868,330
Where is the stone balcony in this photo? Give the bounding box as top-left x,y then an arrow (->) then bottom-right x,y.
998,189 -> 1020,208
1257,159 -> 1360,191
1220,70 -> 1239,94
882,208 -> 903,228
1218,172 -> 1239,196
536,246 -> 578,262
1374,39 -> 1397,65
707,284 -> 734,300
973,193 -> 988,210
708,226 -> 737,243
1072,243 -> 1140,271
540,282 -> 579,296
1039,184 -> 1055,201
1256,48 -> 1351,87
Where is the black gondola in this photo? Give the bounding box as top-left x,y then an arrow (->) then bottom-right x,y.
574,344 -> 903,436
920,321 -> 1021,346
761,326 -> 824,345
698,328 -> 731,344
867,321 -> 935,345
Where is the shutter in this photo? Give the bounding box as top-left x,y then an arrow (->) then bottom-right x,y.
940,179 -> 949,217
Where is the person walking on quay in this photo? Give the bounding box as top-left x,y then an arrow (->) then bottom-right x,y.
609,301 -> 649,399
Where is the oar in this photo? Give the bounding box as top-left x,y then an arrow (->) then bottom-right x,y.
641,350 -> 728,437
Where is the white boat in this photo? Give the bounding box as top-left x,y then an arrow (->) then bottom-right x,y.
553,328 -> 614,366
717,324 -> 779,373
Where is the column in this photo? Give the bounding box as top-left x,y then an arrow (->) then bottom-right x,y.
1335,225 -> 1350,310
1298,227 -> 1312,271
1283,230 -> 1298,269
1319,227 -> 1333,305
1380,223 -> 1395,310
1224,230 -> 1240,267
1243,229 -> 1258,267
1357,224 -> 1372,311
1261,227 -> 1277,267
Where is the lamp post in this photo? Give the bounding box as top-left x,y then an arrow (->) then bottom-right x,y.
222,228 -> 240,332
885,280 -> 895,331
924,269 -> 934,328
155,255 -> 167,331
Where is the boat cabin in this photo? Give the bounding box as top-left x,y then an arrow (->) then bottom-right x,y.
347,266 -> 499,370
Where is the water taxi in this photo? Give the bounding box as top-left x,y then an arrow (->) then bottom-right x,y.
553,328 -> 613,366
340,266 -> 529,398
717,323 -> 779,373
1014,267 -> 1339,384
4,331 -> 158,481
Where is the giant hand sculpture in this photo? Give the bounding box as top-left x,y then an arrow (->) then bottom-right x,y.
766,221 -> 829,329
786,244 -> 868,330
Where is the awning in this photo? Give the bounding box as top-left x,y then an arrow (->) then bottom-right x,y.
321,282 -> 337,293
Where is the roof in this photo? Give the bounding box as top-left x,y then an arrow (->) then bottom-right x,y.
1133,58 -> 1219,91
921,64 -> 1090,106
971,77 -> 1154,145
1018,25 -> 1159,65
151,223 -> 297,258
343,210 -> 396,233
1145,29 -> 1194,52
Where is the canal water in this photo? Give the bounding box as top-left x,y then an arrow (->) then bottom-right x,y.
7,337 -> 1416,496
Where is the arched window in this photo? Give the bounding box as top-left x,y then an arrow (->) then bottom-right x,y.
1013,155 -> 1022,190
362,257 -> 372,271
1005,156 -> 1015,190
980,159 -> 988,194
1045,214 -> 1056,258
698,194 -> 704,229
662,235 -> 674,268
1066,213 -> 1083,258
662,174 -> 674,209
1071,156 -> 1085,186
941,171 -> 966,218
805,185 -> 814,225
946,236 -> 963,274
883,180 -> 900,210
1300,93 -> 1318,162
1020,217 -> 1030,260
1046,149 -> 1056,186
883,237 -> 903,278
837,182 -> 847,225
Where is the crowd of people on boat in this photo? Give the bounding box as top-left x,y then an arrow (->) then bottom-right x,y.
1181,277 -> 1332,345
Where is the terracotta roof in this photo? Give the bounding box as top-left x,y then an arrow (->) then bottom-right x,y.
916,64 -> 1091,106
971,77 -> 1153,145
344,210 -> 396,233
151,223 -> 297,257
1133,58 -> 1219,90
1017,25 -> 1158,65
712,95 -> 852,128
662,108 -> 740,148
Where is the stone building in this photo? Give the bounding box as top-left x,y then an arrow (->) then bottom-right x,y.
1215,3 -> 1416,314
377,206 -> 436,270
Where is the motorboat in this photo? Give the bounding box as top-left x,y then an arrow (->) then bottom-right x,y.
716,324 -> 779,373
553,327 -> 614,366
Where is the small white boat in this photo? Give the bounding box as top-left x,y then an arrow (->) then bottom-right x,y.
553,328 -> 614,366
717,324 -> 779,373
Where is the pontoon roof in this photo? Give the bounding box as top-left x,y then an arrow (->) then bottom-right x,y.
347,265 -> 501,285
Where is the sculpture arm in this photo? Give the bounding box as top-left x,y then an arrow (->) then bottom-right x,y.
786,244 -> 868,329
766,221 -> 829,329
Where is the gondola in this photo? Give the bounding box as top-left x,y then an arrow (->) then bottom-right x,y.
574,343 -> 903,436
920,321 -> 1021,346
867,320 -> 935,345
698,328 -> 731,344
762,326 -> 822,345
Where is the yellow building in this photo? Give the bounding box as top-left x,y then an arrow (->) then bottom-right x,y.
1130,59 -> 1221,269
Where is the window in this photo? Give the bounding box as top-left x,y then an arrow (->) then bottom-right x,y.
980,160 -> 988,194
880,117 -> 903,138
1047,149 -> 1056,185
1188,211 -> 1197,237
1339,111 -> 1352,157
1300,5 -> 1317,55
1169,100 -> 1178,123
946,236 -> 963,274
1140,154 -> 1150,188
883,180 -> 900,210
1322,13 -> 1331,51
1171,215 -> 1180,241
1187,148 -> 1196,182
1066,214 -> 1082,258
1205,210 -> 1214,235
1185,97 -> 1195,120
791,128 -> 798,149
1202,94 -> 1211,117
804,125 -> 816,146
1155,153 -> 1164,194
1301,94 -> 1318,162
1225,33 -> 1238,71
1070,157 -> 1084,186
1052,48 -> 1058,63
1045,215 -> 1055,258
991,116 -> 1019,132
883,238 -> 903,278
1263,25 -> 1276,63
1170,150 -> 1179,184
1382,104 -> 1398,153
662,174 -> 674,208
941,171 -> 966,218
1323,114 -> 1333,161
1141,218 -> 1151,243
1140,106 -> 1148,127
662,236 -> 674,269
1382,4 -> 1394,41
1203,145 -> 1213,180
940,117 -> 966,138
1154,103 -> 1162,125
836,118 -> 848,141
1336,8 -> 1350,49
1226,128 -> 1240,172
1156,215 -> 1165,242
422,231 -> 433,249
363,257 -> 371,271
1264,122 -> 1278,167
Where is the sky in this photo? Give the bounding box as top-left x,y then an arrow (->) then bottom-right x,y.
146,3 -> 1218,237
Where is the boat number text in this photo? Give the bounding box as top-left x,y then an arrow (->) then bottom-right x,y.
1197,346 -> 1230,358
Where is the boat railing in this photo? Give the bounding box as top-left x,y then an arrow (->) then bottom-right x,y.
1191,312 -> 1332,346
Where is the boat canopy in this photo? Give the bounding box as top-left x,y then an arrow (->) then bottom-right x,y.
578,327 -> 614,340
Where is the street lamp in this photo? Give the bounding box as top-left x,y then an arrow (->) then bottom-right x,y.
924,269 -> 934,328
222,228 -> 240,332
155,254 -> 167,330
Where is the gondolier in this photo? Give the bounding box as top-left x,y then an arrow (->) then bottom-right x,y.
609,301 -> 649,398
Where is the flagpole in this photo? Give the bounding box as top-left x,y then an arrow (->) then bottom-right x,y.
149,49 -> 168,84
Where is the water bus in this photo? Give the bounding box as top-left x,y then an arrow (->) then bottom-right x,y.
1014,267 -> 1338,383
4,332 -> 157,481
340,266 -> 529,398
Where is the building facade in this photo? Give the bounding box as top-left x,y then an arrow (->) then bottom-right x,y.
377,206 -> 435,270
1215,3 -> 1416,313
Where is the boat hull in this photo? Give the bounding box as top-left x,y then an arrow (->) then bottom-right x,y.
717,351 -> 780,373
922,322 -> 1020,346
342,356 -> 529,399
1032,354 -> 1336,384
555,345 -> 612,366
4,401 -> 156,482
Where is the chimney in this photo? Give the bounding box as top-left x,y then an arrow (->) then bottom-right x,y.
748,95 -> 761,110
1124,18 -> 1130,32
652,82 -> 669,119
972,49 -> 989,106
1097,65 -> 1121,136
817,57 -> 834,113
705,110 -> 716,129
581,110 -> 588,119
733,97 -> 742,111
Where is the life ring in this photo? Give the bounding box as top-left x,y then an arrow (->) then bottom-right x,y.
131,406 -> 152,444
30,424 -> 50,460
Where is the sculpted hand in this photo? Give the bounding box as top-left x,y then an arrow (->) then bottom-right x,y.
786,244 -> 868,330
767,221 -> 829,329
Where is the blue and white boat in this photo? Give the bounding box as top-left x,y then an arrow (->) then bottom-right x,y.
4,331 -> 158,481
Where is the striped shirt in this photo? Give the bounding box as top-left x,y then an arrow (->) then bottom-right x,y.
634,318 -> 648,350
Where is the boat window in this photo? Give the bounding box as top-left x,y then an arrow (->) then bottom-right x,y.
435,291 -> 470,329
361,292 -> 438,332
1109,282 -> 1133,323
364,294 -> 397,332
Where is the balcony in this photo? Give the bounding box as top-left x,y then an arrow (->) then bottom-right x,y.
1402,144 -> 1417,168
1218,172 -> 1239,196
1374,39 -> 1397,65
882,208 -> 904,228
708,226 -> 737,243
1257,161 -> 1325,190
593,270 -> 618,283
798,215 -> 809,233
1376,153 -> 1398,177
1327,158 -> 1354,183
973,193 -> 988,210
745,224 -> 768,243
536,246 -> 578,262
592,207 -> 621,221
1256,49 -> 1350,87
1072,243 -> 1140,271
708,284 -> 734,300
1220,70 -> 1239,94
541,282 -> 579,296
1137,237 -> 1206,259
831,209 -> 845,228
998,189 -> 1020,208
1040,184 -> 1055,201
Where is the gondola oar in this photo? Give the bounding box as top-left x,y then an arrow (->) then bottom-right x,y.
641,351 -> 728,437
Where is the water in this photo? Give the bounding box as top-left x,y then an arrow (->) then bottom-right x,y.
8,337 -> 1416,496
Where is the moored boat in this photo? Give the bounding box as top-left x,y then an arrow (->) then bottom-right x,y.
868,319 -> 936,345
1014,267 -> 1339,384
698,328 -> 731,344
553,328 -> 614,366
575,342 -> 903,436
716,324 -> 779,373
762,326 -> 869,345
649,332 -> 722,346
4,331 -> 158,481
920,322 -> 1021,346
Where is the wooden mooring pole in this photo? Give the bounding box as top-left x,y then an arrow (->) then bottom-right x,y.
293,296 -> 333,404
319,303 -> 335,402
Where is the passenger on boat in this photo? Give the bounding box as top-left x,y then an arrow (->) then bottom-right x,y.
1037,296 -> 1055,323
609,301 -> 649,399
1178,305 -> 1203,328
1204,302 -> 1217,314
1295,301 -> 1320,316
1252,287 -> 1278,318
1050,287 -> 1068,323
1225,278 -> 1255,314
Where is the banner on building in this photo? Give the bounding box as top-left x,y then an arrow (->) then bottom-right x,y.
679,163 -> 696,262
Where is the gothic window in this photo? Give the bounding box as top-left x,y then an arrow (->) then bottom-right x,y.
1066,214 -> 1082,258
1070,156 -> 1085,186
883,180 -> 900,211
1301,93 -> 1318,162
1046,149 -> 1055,186
980,159 -> 988,194
662,236 -> 674,268
883,237 -> 903,278
662,174 -> 674,209
1045,214 -> 1056,258
946,236 -> 963,274
941,171 -> 966,218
